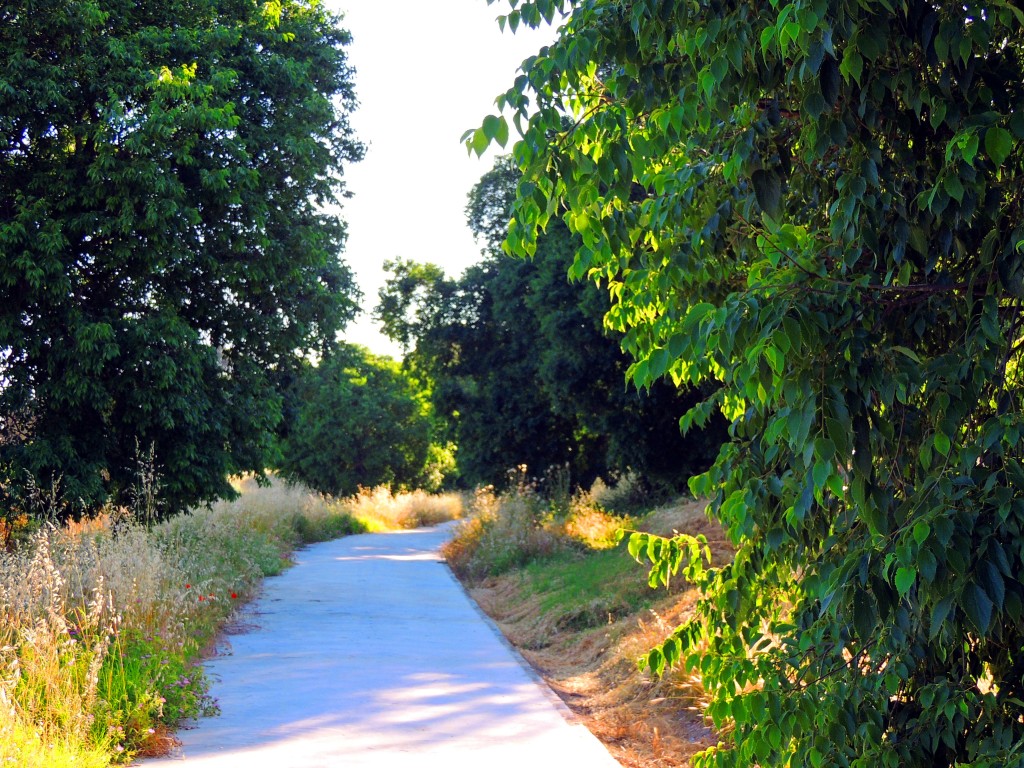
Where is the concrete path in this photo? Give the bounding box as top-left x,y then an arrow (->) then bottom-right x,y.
141,523 -> 621,767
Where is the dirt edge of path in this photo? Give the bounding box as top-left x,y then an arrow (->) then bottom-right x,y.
449,499 -> 733,768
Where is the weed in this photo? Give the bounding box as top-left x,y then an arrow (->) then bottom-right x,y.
589,472 -> 675,516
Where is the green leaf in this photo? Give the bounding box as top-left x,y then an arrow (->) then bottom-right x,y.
649,347 -> 671,379
472,127 -> 490,156
839,50 -> 863,84
930,595 -> 954,638
918,548 -> 937,583
895,566 -> 916,596
647,646 -> 666,676
984,126 -> 1013,166
819,56 -> 840,106
803,90 -> 827,119
853,588 -> 876,639
628,532 -> 646,561
751,169 -> 782,217
482,114 -> 501,141
962,584 -> 993,633
981,561 -> 1006,612
495,116 -> 510,147
943,173 -> 964,203
891,345 -> 921,363
912,521 -> 930,545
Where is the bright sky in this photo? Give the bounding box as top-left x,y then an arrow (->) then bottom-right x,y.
327,1 -> 556,357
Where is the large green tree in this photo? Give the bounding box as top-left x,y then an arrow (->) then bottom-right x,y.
0,0 -> 362,516
277,344 -> 435,497
377,157 -> 724,489
474,0 -> 1024,765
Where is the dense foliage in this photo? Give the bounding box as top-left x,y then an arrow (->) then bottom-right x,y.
0,0 -> 362,517
277,345 -> 438,497
475,0 -> 1024,765
377,157 -> 725,490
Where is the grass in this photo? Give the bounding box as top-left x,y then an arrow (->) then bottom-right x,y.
0,477 -> 463,766
341,485 -> 465,531
444,484 -> 734,767
521,548 -> 668,633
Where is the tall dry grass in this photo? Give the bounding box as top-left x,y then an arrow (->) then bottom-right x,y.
0,476 -> 463,765
442,481 -> 632,580
339,485 -> 464,531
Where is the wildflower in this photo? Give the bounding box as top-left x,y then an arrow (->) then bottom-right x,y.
199,595 -> 204,601
230,592 -> 238,599
185,584 -> 191,589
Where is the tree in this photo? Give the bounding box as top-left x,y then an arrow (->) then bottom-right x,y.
378,255 -> 581,488
0,0 -> 363,517
377,156 -> 724,490
474,0 -> 1024,765
277,345 -> 435,497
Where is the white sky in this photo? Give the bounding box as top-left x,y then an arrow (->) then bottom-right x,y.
327,1 -> 556,357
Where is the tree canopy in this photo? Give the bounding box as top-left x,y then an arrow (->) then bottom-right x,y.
377,156 -> 724,491
473,0 -> 1024,764
277,344 -> 438,497
0,0 -> 362,516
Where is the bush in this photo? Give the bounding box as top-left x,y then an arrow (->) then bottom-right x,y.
443,484 -> 630,580
278,345 -> 444,496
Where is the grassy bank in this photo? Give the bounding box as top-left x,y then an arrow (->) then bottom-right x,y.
0,478 -> 463,766
443,482 -> 732,768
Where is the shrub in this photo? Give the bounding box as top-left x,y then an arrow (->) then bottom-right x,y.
278,345 -> 444,496
444,486 -> 581,580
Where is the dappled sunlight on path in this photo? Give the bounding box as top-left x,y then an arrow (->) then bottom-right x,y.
139,524 -> 620,767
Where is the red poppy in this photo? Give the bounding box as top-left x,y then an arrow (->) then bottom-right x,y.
185,584 -> 191,589
230,593 -> 238,599
198,596 -> 204,601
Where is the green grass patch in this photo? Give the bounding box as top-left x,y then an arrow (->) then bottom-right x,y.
290,510 -> 368,543
0,719 -> 111,768
519,546 -> 665,631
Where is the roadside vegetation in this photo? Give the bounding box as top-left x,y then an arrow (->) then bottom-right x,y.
470,0 -> 1024,763
443,477 -> 733,767
0,477 -> 463,766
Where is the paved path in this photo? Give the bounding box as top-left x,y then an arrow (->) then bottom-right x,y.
141,523 -> 621,767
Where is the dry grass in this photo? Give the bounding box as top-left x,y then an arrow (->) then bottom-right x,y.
228,476 -> 465,533
564,501 -> 630,550
442,487 -> 567,580
450,495 -> 734,768
0,490 -> 291,764
340,486 -> 464,530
